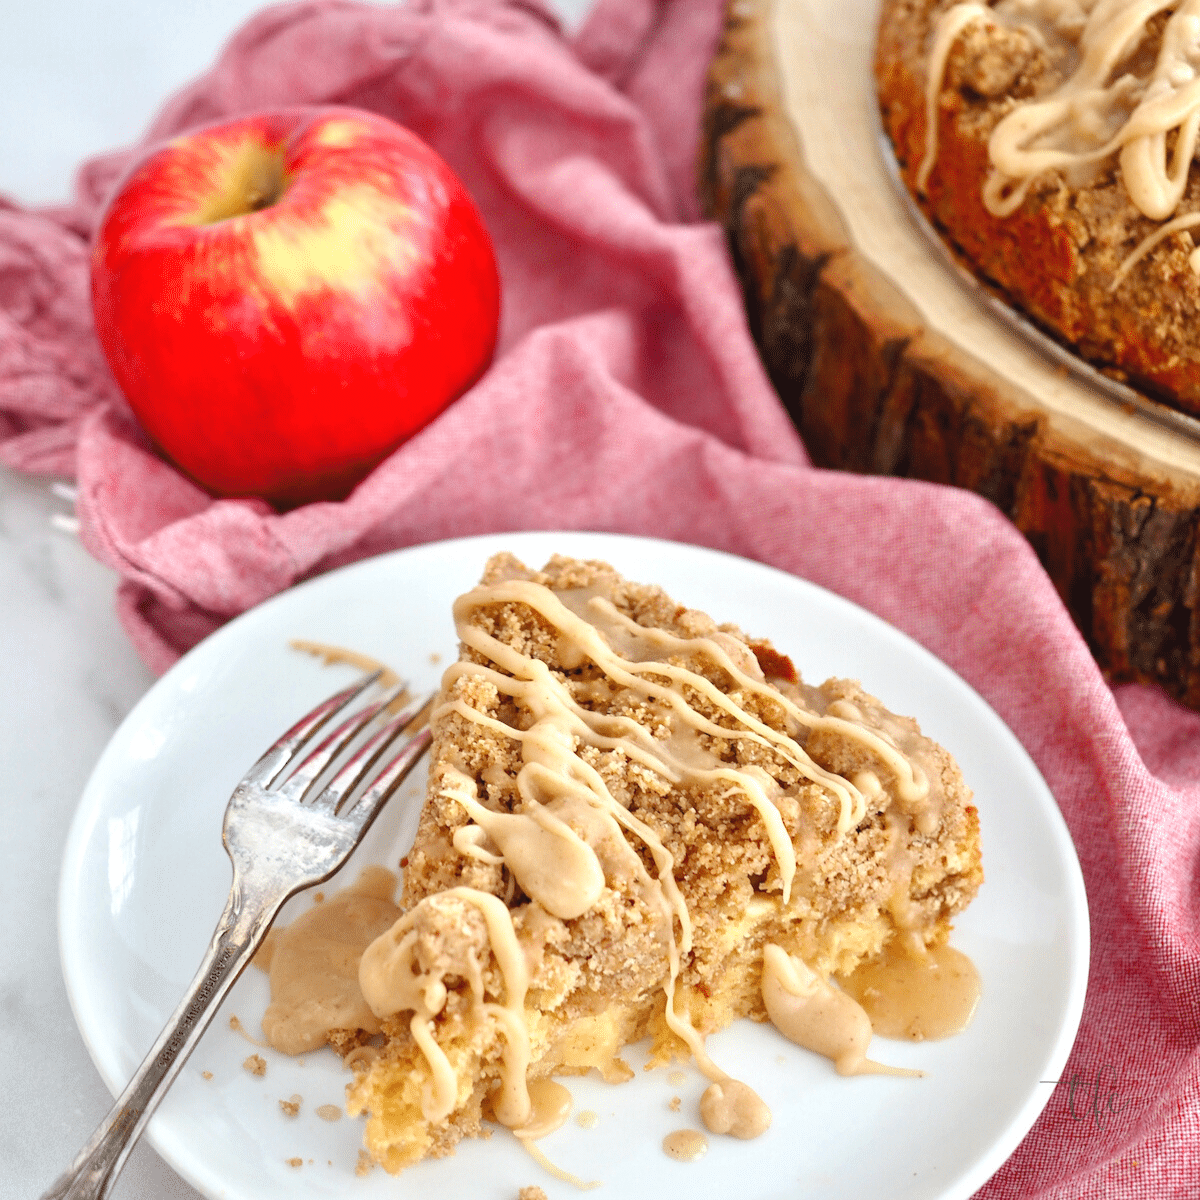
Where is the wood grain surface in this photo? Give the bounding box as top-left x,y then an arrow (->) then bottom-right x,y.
700,0 -> 1200,708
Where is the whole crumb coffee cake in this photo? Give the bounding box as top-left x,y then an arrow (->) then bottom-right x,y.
326,553 -> 982,1174
877,0 -> 1200,416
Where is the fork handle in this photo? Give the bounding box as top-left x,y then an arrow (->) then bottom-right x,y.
40,878 -> 287,1200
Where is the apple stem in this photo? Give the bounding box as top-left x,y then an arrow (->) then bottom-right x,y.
188,144 -> 290,226
245,157 -> 284,212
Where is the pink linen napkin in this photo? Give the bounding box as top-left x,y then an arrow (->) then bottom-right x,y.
2,0 -> 1197,1194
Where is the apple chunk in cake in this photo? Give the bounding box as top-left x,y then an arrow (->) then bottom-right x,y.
340,553 -> 982,1172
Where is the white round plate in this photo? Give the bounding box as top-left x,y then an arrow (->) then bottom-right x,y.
59,531 -> 1089,1200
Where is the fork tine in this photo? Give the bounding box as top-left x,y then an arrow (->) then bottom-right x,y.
308,692 -> 435,816
316,725 -> 432,842
345,725 -> 433,821
241,669 -> 383,789
276,682 -> 408,804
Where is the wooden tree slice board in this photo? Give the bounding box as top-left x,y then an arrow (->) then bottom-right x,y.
700,0 -> 1200,709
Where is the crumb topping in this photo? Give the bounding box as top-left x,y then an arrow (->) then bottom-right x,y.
878,0 -> 1200,411
341,554 -> 981,1174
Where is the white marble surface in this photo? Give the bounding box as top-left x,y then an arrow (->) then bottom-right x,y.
1,473 -> 163,1198
0,2 -> 591,1197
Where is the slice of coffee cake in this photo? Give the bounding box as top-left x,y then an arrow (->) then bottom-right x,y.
342,553 -> 982,1172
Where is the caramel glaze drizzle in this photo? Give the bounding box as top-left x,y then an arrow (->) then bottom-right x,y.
921,1 -> 1200,283
357,577 -> 935,1142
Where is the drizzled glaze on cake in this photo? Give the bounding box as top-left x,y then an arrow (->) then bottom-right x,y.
923,0 -> 1200,279
877,0 -> 1200,411
925,2 -> 1200,214
261,555 -> 983,1176
354,570 -> 952,1139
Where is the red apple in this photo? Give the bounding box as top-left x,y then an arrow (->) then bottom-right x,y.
90,106 -> 500,506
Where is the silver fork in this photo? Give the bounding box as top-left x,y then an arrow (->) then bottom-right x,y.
41,671 -> 434,1200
